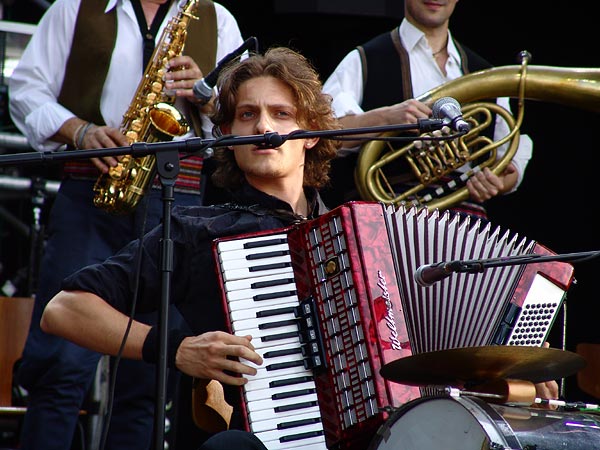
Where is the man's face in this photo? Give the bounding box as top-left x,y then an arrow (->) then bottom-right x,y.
225,75 -> 318,192
404,0 -> 458,30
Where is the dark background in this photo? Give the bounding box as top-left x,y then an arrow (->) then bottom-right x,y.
2,0 -> 599,402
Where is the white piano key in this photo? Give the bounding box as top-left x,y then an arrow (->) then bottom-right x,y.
219,267 -> 294,283
249,410 -> 322,433
248,404 -> 322,424
232,311 -> 299,333
226,285 -> 298,303
245,380 -> 315,402
261,442 -> 326,450
217,234 -> 289,253
258,433 -> 326,450
229,299 -> 299,322
246,392 -> 319,415
231,323 -> 300,349
224,271 -> 295,292
246,360 -> 312,382
256,422 -> 324,448
227,296 -> 300,316
219,242 -> 291,262
219,256 -> 293,282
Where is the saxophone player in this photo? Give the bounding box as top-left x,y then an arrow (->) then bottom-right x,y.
8,0 -> 244,448
322,0 -> 533,221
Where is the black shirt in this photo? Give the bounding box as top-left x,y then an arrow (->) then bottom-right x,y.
61,182 -> 328,334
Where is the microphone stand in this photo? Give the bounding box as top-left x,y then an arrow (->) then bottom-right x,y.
153,148 -> 178,449
0,118 -> 449,168
449,250 -> 600,274
0,118 -> 449,448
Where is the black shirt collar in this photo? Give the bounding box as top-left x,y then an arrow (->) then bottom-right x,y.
226,182 -> 328,223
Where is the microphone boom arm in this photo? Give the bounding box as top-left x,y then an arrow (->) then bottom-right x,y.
452,250 -> 600,274
0,120 -> 454,168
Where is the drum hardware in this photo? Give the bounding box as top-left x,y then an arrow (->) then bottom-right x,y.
380,345 -> 586,387
533,398 -> 600,412
444,379 -> 537,406
446,382 -> 600,412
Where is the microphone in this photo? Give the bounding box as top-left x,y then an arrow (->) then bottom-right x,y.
193,37 -> 258,104
414,249 -> 600,288
431,97 -> 470,132
414,261 -> 463,287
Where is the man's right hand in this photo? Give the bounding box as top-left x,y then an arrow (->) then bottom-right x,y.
175,330 -> 264,386
81,125 -> 130,173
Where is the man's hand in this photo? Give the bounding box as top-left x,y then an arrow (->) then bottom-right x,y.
175,331 -> 264,386
82,125 -> 130,173
466,163 -> 518,202
165,55 -> 207,105
531,342 -> 560,409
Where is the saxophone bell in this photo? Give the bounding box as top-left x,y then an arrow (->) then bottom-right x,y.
92,103 -> 189,214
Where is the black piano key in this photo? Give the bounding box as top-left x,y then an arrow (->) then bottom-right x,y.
257,306 -> 296,318
243,237 -> 287,249
269,375 -> 314,388
263,347 -> 302,358
272,387 -> 316,400
254,290 -> 297,301
266,360 -> 305,371
277,417 -> 321,430
251,277 -> 296,289
246,250 -> 289,260
249,262 -> 292,272
259,318 -> 298,330
274,400 -> 318,413
280,429 -> 324,443
261,331 -> 299,342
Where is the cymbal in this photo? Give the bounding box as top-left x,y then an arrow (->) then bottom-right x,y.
380,346 -> 586,386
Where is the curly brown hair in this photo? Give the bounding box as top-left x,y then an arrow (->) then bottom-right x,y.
210,47 -> 341,190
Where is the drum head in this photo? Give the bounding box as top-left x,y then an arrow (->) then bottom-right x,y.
368,396 -> 512,450
368,395 -> 600,450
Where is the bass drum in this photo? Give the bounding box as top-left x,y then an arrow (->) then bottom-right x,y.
368,395 -> 600,450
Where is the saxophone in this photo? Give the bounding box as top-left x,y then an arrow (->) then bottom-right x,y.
93,0 -> 199,214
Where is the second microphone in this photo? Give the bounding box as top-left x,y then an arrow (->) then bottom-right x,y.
193,36 -> 258,104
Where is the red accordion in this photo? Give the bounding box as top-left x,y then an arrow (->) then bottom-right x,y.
213,201 -> 574,450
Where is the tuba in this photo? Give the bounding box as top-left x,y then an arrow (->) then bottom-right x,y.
92,0 -> 199,214
355,52 -> 600,210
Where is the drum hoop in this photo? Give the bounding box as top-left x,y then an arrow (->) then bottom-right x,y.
456,396 -> 522,450
368,395 -> 522,450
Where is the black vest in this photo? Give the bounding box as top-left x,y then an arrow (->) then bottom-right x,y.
322,28 -> 495,215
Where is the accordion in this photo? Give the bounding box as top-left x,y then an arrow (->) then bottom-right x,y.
213,201 -> 574,450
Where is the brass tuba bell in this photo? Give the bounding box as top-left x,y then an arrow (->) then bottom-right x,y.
354,52 -> 600,211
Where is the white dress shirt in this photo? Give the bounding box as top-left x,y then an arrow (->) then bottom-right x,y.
322,19 -> 532,191
9,0 -> 243,152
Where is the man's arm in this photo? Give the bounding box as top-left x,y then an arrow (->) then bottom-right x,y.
41,289 -> 264,385
335,100 -> 433,148
41,290 -> 149,359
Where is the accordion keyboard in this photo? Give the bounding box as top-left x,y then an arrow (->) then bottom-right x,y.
216,232 -> 327,450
